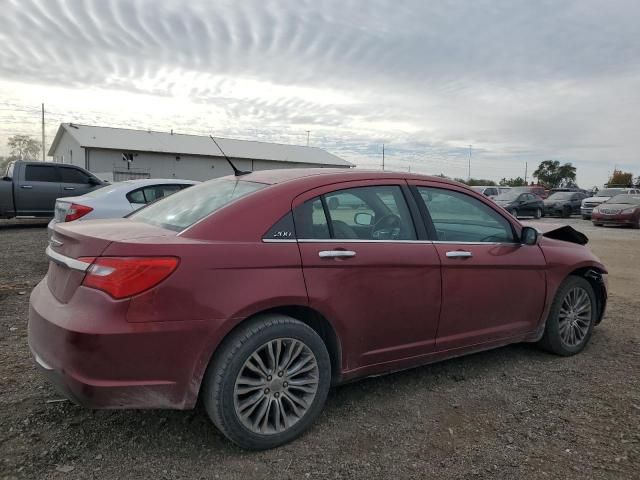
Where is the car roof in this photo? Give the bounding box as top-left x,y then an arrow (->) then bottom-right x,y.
238,168 -> 464,188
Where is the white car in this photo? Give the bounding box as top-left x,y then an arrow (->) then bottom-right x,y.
48,178 -> 198,236
581,187 -> 640,219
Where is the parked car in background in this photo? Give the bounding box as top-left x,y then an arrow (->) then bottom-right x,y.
543,191 -> 587,217
471,185 -> 500,198
498,186 -> 512,195
0,161 -> 104,219
512,185 -> 547,199
493,190 -> 545,218
47,179 -> 197,237
30,169 -> 607,449
591,194 -> 640,228
581,188 -> 640,219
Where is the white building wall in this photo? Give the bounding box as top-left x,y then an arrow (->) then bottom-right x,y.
50,133 -> 84,167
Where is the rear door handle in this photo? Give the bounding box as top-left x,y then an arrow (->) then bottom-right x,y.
63,187 -> 75,190
319,250 -> 356,259
21,185 -> 33,189
446,250 -> 473,259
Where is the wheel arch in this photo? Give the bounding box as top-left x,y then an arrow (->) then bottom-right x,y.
565,266 -> 608,325
190,305 -> 343,408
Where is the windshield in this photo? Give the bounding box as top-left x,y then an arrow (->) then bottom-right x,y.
606,194 -> 640,205
547,192 -> 573,200
597,188 -> 624,197
494,191 -> 519,201
131,177 -> 267,231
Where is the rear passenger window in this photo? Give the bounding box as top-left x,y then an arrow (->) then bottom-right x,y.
25,165 -> 59,182
417,187 -> 515,243
294,198 -> 330,239
294,185 -> 416,241
60,167 -> 90,184
127,188 -> 146,204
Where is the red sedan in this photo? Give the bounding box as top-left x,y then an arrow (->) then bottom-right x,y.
591,194 -> 640,228
29,169 -> 607,449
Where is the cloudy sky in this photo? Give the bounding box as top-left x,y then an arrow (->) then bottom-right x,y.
1,0 -> 638,186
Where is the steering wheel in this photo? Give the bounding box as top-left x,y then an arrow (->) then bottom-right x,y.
372,214 -> 402,239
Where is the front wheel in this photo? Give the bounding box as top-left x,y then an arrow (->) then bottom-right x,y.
538,276 -> 597,356
202,314 -> 331,450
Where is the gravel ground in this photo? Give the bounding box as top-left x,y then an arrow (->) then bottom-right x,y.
0,217 -> 638,479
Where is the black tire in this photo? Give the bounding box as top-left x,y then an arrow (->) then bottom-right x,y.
582,215 -> 590,220
562,207 -> 570,218
593,222 -> 603,227
534,208 -> 542,219
510,209 -> 519,218
632,217 -> 640,229
538,276 -> 597,356
202,314 -> 331,450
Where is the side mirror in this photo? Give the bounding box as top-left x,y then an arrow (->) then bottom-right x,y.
354,212 -> 374,226
521,226 -> 538,246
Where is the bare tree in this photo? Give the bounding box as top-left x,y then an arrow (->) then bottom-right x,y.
7,135 -> 41,161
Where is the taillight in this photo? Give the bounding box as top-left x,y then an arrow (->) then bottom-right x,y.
78,257 -> 179,299
65,203 -> 93,222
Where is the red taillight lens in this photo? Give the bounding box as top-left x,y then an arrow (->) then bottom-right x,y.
79,257 -> 179,299
65,203 -> 93,222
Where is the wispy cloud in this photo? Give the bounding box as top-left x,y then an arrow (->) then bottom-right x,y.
1,0 -> 639,185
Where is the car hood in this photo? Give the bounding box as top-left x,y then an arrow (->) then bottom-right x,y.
596,203 -> 639,211
583,196 -> 611,203
521,222 -> 588,245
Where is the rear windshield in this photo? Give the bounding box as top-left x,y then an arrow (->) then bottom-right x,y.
131,177 -> 266,231
547,192 -> 572,200
494,191 -> 520,200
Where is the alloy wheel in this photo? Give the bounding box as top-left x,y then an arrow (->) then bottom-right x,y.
233,338 -> 319,435
558,287 -> 592,347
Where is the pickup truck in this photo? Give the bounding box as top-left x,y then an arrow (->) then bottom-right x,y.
1,161 -> 104,219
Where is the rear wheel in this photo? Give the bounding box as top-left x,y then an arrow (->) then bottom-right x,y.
534,208 -> 542,219
509,209 -> 519,218
593,222 -> 603,227
202,314 -> 331,450
539,276 -> 596,356
562,207 -> 571,218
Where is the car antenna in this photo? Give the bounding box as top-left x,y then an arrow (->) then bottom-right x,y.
209,135 -> 250,176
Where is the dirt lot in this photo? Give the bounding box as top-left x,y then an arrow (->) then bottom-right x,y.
1,217 -> 638,479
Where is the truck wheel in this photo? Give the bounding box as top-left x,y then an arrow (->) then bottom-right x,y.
202,314 -> 331,450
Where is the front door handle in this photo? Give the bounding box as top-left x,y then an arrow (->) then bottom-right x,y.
319,250 -> 356,259
21,185 -> 33,189
63,187 -> 75,190
446,250 -> 473,259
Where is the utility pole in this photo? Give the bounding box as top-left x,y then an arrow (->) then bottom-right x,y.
41,103 -> 45,162
524,162 -> 528,183
305,130 -> 310,147
468,144 -> 472,180
382,144 -> 385,171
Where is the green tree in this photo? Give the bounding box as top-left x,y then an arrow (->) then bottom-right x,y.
7,134 -> 41,161
499,177 -> 526,187
532,160 -> 576,188
607,169 -> 634,187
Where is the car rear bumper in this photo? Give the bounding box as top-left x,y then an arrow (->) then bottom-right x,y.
28,280 -> 211,410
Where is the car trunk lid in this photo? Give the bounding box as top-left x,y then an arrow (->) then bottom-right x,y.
46,219 -> 176,303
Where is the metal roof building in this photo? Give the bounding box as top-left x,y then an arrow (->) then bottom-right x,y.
48,123 -> 351,182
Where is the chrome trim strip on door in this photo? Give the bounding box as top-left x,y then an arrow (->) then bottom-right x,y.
45,246 -> 92,272
263,238 -> 519,246
445,250 -> 473,258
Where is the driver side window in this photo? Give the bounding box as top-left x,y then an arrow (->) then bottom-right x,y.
294,185 -> 417,241
417,187 -> 515,243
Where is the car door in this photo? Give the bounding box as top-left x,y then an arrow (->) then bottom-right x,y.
292,180 -> 442,372
58,166 -> 96,197
571,193 -> 584,214
410,182 -> 547,351
15,164 -> 61,215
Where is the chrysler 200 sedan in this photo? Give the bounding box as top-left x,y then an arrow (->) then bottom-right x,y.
29,169 -> 607,450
